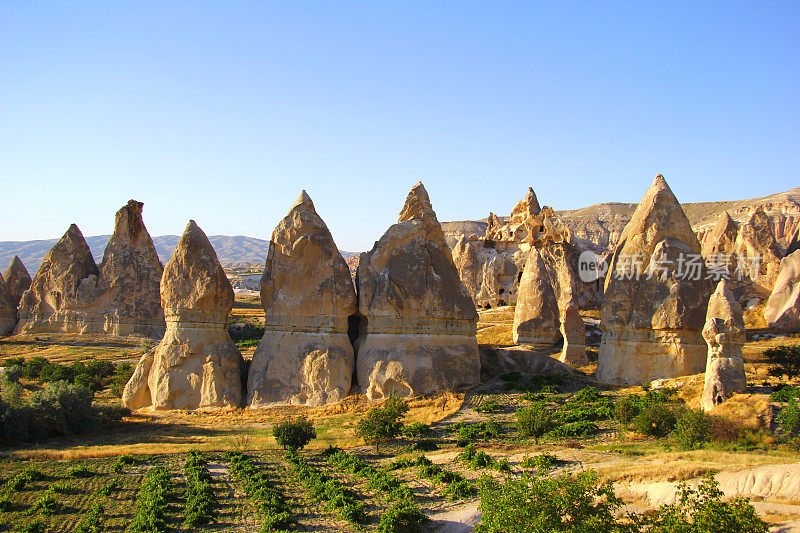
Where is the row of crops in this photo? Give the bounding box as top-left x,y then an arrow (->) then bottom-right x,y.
0,447 -> 461,533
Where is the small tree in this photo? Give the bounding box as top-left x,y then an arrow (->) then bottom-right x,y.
356,394 -> 409,451
515,402 -> 552,444
273,416 -> 316,451
764,345 -> 800,381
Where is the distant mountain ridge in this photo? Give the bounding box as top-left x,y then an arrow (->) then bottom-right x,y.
0,235 -> 359,275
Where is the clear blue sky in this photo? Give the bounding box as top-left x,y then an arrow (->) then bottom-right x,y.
2,2 -> 798,252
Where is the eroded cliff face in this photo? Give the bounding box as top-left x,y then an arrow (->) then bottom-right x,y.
596,175 -> 712,386
14,201 -> 164,337
247,191 -> 357,408
355,182 -> 481,400
122,220 -> 243,411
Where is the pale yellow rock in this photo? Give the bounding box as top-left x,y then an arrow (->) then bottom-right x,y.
3,256 -> 31,308
733,207 -> 782,297
90,200 -> 165,337
597,175 -> 711,385
701,279 -> 746,411
122,221 -> 243,410
559,304 -> 587,366
247,191 -> 357,407
0,275 -> 17,335
356,182 -> 480,400
15,224 -> 100,334
513,247 -> 560,348
763,249 -> 800,331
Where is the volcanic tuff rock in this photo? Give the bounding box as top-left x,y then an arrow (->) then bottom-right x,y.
732,207 -> 782,297
247,192 -> 357,407
700,212 -> 739,260
0,275 -> 17,335
763,250 -> 800,331
559,304 -> 587,366
512,247 -> 560,348
701,279 -> 747,411
15,224 -> 100,334
355,182 -> 480,400
90,200 -> 165,337
122,221 -> 243,410
597,175 -> 712,385
3,256 -> 31,307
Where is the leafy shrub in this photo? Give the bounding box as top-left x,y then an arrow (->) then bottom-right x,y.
521,453 -> 563,471
113,454 -> 136,473
412,439 -> 439,451
554,397 -> 615,424
26,488 -> 59,515
515,402 -> 552,443
226,451 -> 293,530
273,416 -> 316,451
547,420 -> 600,439
129,466 -> 174,532
571,387 -> 602,403
615,388 -> 677,424
633,403 -> 683,438
75,500 -> 104,533
356,394 -> 408,451
458,443 -> 497,469
402,422 -> 430,438
475,399 -> 502,413
673,409 -> 712,450
109,363 -> 134,397
484,418 -> 503,438
777,398 -> 800,442
642,473 -> 768,532
284,450 -> 365,525
1,365 -> 23,384
771,385 -> 800,402
228,322 -> 265,342
475,470 -> 628,533
66,464 -> 96,478
377,498 -> 429,533
443,479 -> 477,500
183,451 -> 218,527
764,345 -> 800,380
17,520 -> 44,533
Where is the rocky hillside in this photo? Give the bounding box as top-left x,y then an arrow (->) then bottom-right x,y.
0,235 -> 358,274
440,186 -> 800,254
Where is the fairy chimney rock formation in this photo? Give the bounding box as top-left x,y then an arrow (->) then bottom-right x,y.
247,191 -> 357,407
512,247 -> 560,349
122,220 -> 243,410
597,175 -> 711,385
15,224 -> 100,334
559,304 -> 587,366
0,275 -> 17,335
355,182 -> 481,400
3,256 -> 31,307
92,200 -> 165,337
734,207 -> 782,295
764,250 -> 800,331
701,212 -> 739,260
701,279 -> 747,411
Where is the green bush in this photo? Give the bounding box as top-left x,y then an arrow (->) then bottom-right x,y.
356,394 -> 409,451
771,385 -> 800,402
401,422 -> 430,438
633,403 -> 682,438
26,488 -> 60,515
183,451 -> 218,527
75,500 -> 104,533
547,420 -> 600,439
28,381 -> 94,438
475,399 -> 503,413
443,479 -> 477,500
521,453 -> 563,471
129,466 -> 174,532
642,473 -> 768,532
673,409 -> 712,450
777,398 -> 800,441
2,365 -> 23,384
475,470 -> 629,533
66,464 -> 96,478
377,498 -> 429,533
110,363 -> 134,397
615,388 -> 677,425
273,416 -> 316,451
226,451 -> 293,530
764,345 -> 800,380
515,402 -> 552,443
